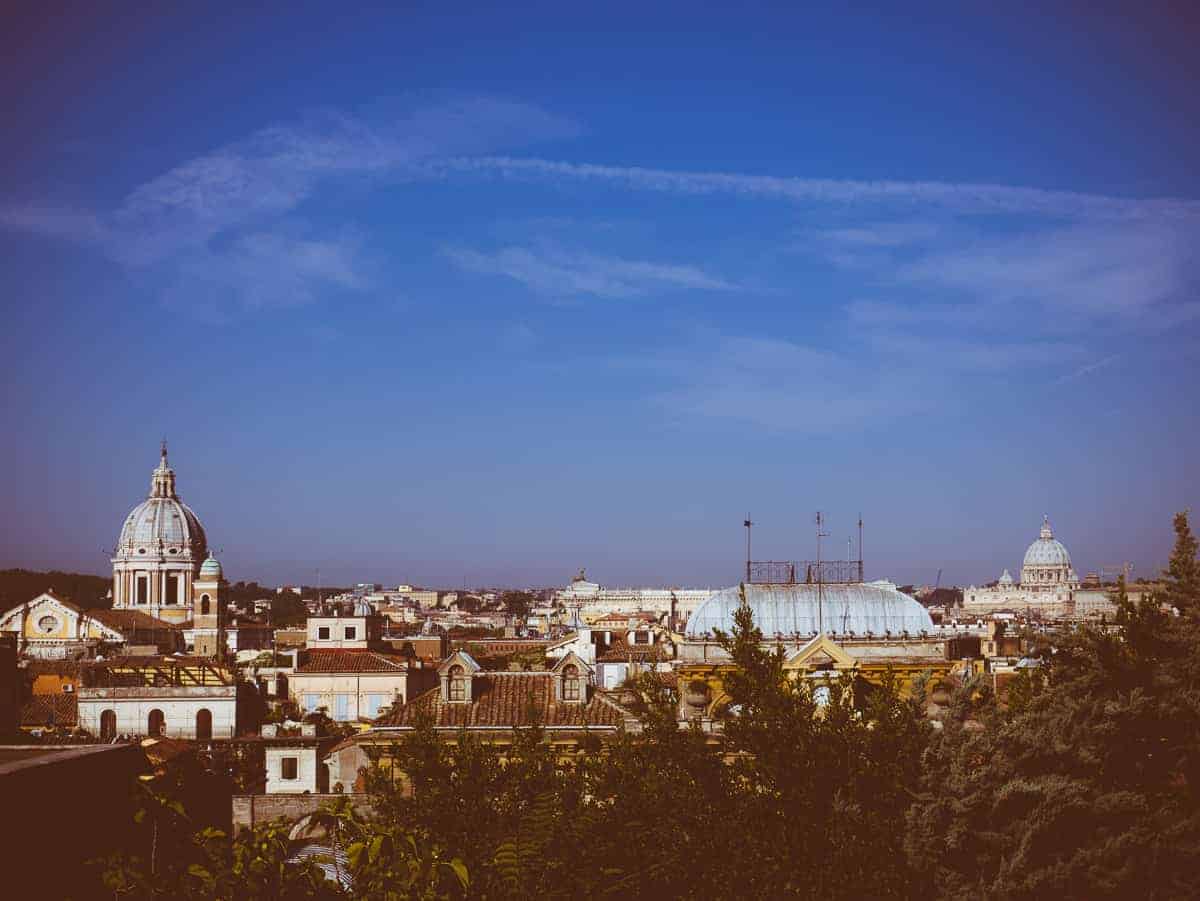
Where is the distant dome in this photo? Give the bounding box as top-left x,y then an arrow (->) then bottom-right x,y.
114,445 -> 207,562
685,581 -> 933,639
199,554 -> 223,579
1019,516 -> 1079,588
1022,517 -> 1072,568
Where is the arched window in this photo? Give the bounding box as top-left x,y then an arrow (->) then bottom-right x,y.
200,595 -> 211,616
562,664 -> 581,701
195,708 -> 212,741
148,708 -> 166,736
448,664 -> 466,701
100,709 -> 117,740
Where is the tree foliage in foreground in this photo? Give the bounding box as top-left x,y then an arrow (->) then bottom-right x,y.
98,512 -> 1200,899
907,512 -> 1200,900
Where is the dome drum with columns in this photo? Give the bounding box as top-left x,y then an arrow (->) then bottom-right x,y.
112,444 -> 216,626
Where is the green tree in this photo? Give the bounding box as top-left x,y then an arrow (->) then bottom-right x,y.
1162,510 -> 1200,614
908,569 -> 1200,899
271,592 -> 309,626
499,591 -> 534,619
713,600 -> 930,899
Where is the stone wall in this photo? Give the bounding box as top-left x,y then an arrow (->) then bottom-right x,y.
231,792 -> 371,834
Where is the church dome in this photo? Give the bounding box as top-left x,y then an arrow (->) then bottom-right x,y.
685,581 -> 933,639
1022,517 -> 1072,568
199,554 -> 222,579
115,445 -> 207,561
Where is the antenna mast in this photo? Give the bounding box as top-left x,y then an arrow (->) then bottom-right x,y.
744,514 -> 753,583
858,514 -> 864,582
815,511 -> 829,634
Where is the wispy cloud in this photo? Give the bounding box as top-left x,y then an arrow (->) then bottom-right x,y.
895,222 -> 1192,317
0,97 -> 579,310
444,246 -> 736,299
441,156 -> 1200,221
164,230 -> 370,314
1052,353 -> 1122,385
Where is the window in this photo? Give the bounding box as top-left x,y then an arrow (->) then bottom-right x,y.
562,664 -> 581,701
137,577 -> 149,605
200,594 -> 210,615
303,693 -> 319,711
448,665 -> 466,701
318,627 -> 330,640
344,626 -> 357,640
281,757 -> 298,780
334,693 -> 351,721
363,693 -> 387,718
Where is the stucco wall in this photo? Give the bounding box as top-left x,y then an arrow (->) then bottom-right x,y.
289,672 -> 406,720
78,687 -> 237,738
265,745 -> 321,793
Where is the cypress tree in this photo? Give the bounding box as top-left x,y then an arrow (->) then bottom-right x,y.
1162,510 -> 1200,614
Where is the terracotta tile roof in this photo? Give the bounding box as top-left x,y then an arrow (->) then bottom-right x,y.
21,693 -> 78,728
454,640 -> 551,656
89,608 -> 181,633
374,672 -> 627,730
297,649 -> 409,674
596,637 -> 671,663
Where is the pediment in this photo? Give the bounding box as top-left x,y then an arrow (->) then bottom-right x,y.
783,634 -> 858,671
0,592 -> 125,642
438,649 -> 483,677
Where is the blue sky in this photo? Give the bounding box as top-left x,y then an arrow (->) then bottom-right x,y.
2,3 -> 1197,589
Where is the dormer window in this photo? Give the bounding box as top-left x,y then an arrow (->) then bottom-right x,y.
562,664 -> 581,702
448,665 -> 467,701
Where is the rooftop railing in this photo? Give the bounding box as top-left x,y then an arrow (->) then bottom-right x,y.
747,560 -> 864,585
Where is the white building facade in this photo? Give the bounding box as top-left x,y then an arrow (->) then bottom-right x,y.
554,570 -> 715,620
77,685 -> 238,740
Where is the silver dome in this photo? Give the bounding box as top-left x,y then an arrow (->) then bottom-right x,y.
685,581 -> 933,639
1022,517 -> 1072,568
114,446 -> 207,561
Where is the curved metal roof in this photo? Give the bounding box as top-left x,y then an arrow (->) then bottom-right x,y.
684,581 -> 933,639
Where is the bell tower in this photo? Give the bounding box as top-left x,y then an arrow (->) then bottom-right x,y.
193,553 -> 226,659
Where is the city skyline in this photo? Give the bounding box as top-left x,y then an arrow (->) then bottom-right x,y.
2,6 -> 1196,588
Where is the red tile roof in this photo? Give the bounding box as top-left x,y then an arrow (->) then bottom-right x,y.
297,649 -> 409,673
374,672 -> 629,730
596,637 -> 671,663
90,608 -> 181,634
21,693 -> 79,728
